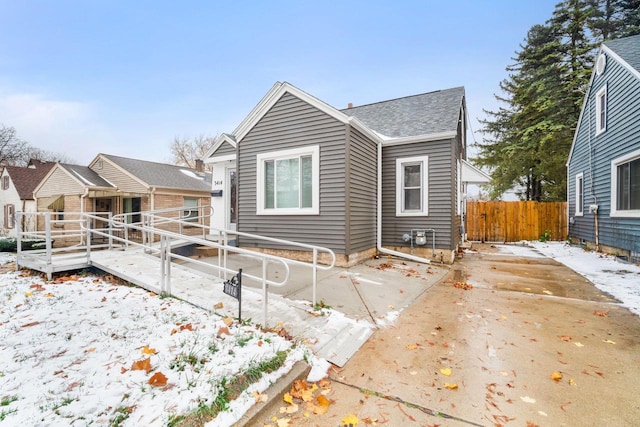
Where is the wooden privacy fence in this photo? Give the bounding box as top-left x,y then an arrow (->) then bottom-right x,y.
466,201 -> 567,242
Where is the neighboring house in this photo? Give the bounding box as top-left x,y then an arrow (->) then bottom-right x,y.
204,82 -> 489,265
0,159 -> 55,237
33,154 -> 212,238
567,34 -> 640,262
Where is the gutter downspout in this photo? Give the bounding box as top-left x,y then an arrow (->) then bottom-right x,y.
376,140 -> 431,264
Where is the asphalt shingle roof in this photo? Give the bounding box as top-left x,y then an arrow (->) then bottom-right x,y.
4,160 -> 55,200
60,163 -> 115,188
340,86 -> 465,138
605,34 -> 640,73
101,154 -> 211,191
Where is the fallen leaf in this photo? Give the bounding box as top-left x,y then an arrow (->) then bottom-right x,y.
308,395 -> 331,414
283,392 -> 293,404
20,321 -> 40,328
223,317 -> 233,326
569,379 -> 576,386
440,368 -> 452,376
141,345 -> 157,354
252,391 -> 268,403
217,326 -> 231,337
342,413 -> 359,425
558,335 -> 572,342
213,302 -> 224,310
131,357 -> 152,373
279,403 -> 299,414
550,372 -> 563,381
25,291 -> 33,297
406,344 -> 419,350
85,347 -> 96,353
443,383 -> 458,390
594,310 -> 608,317
276,418 -> 290,427
148,371 -> 167,387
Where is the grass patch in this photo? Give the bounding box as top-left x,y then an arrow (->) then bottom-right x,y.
110,405 -> 136,427
169,350 -> 289,426
0,395 -> 17,407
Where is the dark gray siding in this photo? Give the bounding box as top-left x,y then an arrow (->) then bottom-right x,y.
381,138 -> 457,250
568,55 -> 640,253
238,92 -> 348,252
214,141 -> 236,157
347,126 -> 378,253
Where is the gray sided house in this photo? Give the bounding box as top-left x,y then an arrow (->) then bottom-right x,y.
567,34 -> 640,262
204,82 -> 488,266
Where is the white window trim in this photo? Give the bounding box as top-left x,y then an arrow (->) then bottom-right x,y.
595,84 -> 607,136
575,172 -> 584,216
611,149 -> 640,218
396,155 -> 429,217
256,145 -> 320,215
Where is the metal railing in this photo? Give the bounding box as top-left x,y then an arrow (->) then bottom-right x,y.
15,207 -> 336,327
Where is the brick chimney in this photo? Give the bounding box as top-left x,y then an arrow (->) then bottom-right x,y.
195,159 -> 204,172
348,103 -> 353,109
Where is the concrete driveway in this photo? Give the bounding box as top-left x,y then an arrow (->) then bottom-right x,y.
246,243 -> 640,427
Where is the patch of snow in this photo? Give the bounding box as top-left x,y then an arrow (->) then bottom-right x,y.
0,270 -> 305,426
0,252 -> 15,265
180,169 -> 203,179
494,243 -> 547,258
527,241 -> 640,316
306,356 -> 332,382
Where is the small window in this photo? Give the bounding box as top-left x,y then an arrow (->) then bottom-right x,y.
4,204 -> 15,229
1,176 -> 9,190
256,145 -> 319,215
575,173 -> 584,216
595,85 -> 607,135
396,156 -> 429,216
183,197 -> 199,223
611,150 -> 640,217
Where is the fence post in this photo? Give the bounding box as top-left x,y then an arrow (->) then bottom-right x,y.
86,215 -> 92,264
15,212 -> 22,271
262,259 -> 268,328
45,212 -> 52,280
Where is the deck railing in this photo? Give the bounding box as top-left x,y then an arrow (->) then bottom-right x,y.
15,207 -> 336,327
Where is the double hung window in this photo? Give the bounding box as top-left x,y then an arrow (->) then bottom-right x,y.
396,156 -> 428,216
257,145 -> 319,215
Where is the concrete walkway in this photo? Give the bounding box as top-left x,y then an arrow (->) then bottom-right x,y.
91,248 -> 449,367
247,243 -> 640,427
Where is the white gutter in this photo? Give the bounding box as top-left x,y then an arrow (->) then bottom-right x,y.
376,141 -> 431,264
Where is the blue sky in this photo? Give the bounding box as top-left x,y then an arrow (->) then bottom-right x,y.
0,1 -> 559,165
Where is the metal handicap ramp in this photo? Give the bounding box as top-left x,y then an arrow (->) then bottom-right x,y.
91,248 -> 373,367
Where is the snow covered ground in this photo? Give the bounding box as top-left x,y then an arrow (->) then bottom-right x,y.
512,241 -> 640,316
0,253 -> 308,427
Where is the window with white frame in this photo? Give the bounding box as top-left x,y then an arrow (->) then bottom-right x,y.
256,145 -> 319,215
183,197 -> 199,223
612,150 -> 640,217
396,156 -> 428,216
1,176 -> 9,190
575,173 -> 584,216
595,85 -> 607,135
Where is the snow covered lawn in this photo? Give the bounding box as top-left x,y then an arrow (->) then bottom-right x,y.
0,254 -> 305,426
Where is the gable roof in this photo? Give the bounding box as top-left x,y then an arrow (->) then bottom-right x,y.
98,154 -> 211,191
603,34 -> 640,77
202,133 -> 237,160
3,160 -> 55,200
567,34 -> 640,165
341,86 -> 465,138
215,82 -> 465,154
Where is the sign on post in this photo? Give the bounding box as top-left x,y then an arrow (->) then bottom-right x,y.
223,268 -> 242,321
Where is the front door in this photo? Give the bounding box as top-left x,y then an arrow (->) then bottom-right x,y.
227,167 -> 237,232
